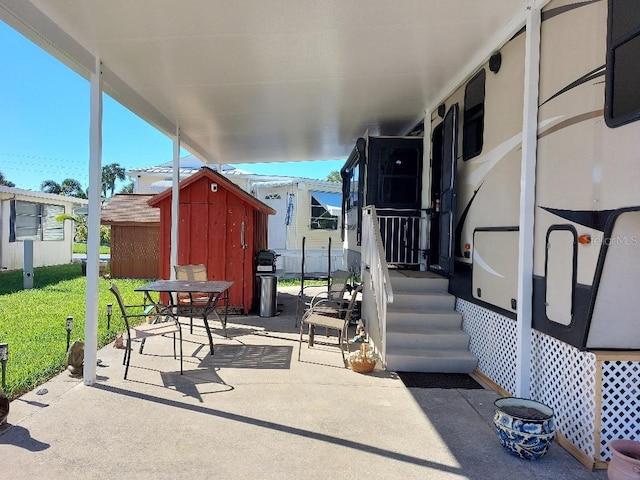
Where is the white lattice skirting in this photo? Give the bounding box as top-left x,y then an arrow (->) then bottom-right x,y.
457,298 -> 640,464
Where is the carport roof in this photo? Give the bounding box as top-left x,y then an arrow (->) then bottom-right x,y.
0,0 -> 529,166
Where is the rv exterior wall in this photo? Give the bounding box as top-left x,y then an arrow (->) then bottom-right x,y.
429,0 -> 640,349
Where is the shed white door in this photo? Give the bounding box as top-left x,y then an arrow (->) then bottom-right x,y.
261,191 -> 288,249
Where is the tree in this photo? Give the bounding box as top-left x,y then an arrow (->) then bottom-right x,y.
102,163 -> 126,197
119,181 -> 135,194
0,171 -> 15,187
326,170 -> 341,182
56,213 -> 86,242
40,178 -> 87,198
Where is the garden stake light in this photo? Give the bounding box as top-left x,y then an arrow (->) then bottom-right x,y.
106,303 -> 113,330
0,343 -> 8,390
65,317 -> 73,352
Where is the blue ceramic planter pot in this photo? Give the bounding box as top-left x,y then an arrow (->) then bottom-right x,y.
493,397 -> 555,460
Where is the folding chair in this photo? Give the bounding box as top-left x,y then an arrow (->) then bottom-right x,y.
298,285 -> 362,366
109,283 -> 182,379
296,269 -> 351,327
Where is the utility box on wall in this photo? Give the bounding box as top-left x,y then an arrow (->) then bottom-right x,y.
149,168 -> 275,313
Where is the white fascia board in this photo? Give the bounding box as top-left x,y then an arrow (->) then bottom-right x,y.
0,0 -> 94,79
0,185 -> 89,204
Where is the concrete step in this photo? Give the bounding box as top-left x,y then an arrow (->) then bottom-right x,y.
389,273 -> 449,294
386,328 -> 471,350
390,292 -> 456,310
386,309 -> 463,330
386,348 -> 478,374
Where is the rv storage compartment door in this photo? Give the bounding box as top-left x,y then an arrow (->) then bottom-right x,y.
472,229 -> 518,312
545,227 -> 576,326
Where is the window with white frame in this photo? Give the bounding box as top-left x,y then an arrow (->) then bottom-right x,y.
10,200 -> 65,242
310,191 -> 340,230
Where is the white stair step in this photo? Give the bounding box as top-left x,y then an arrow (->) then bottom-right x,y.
386,349 -> 478,374
389,275 -> 449,294
386,310 -> 463,329
390,292 -> 455,310
386,328 -> 470,350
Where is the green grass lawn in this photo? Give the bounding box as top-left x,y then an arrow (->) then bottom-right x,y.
73,243 -> 111,255
0,264 -> 151,400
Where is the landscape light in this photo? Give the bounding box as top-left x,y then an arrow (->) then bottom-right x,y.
0,343 -> 8,390
65,317 -> 73,352
107,303 -> 113,330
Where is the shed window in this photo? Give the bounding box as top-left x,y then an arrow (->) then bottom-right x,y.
606,0 -> 640,127
10,201 -> 64,242
462,69 -> 486,160
310,191 -> 340,230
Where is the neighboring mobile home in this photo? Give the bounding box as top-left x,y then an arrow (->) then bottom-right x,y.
0,186 -> 88,271
129,156 -> 344,275
343,0 -> 640,469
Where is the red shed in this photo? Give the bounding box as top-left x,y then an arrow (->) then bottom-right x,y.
148,167 -> 275,313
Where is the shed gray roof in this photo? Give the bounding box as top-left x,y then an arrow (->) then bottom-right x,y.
101,194 -> 159,225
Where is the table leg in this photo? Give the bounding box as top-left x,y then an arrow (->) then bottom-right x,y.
222,291 -> 229,338
203,313 -> 215,355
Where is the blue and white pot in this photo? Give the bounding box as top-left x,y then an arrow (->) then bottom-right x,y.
493,397 -> 555,460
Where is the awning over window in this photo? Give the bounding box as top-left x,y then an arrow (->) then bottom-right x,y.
310,191 -> 341,216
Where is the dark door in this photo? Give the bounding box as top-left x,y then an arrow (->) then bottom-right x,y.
429,123 -> 443,267
438,104 -> 459,276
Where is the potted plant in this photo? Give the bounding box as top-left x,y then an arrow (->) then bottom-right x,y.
608,439 -> 640,479
348,344 -> 379,373
493,397 -> 556,460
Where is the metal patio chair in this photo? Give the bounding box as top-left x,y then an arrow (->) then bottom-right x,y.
109,283 -> 183,379
295,269 -> 351,327
298,284 -> 362,366
173,263 -> 227,336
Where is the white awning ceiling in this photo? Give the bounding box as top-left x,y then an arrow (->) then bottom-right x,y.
0,0 -> 529,167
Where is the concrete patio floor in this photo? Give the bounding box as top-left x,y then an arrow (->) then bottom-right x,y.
1,286 -> 608,479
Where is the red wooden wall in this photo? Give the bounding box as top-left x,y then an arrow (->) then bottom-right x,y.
152,171 -> 270,313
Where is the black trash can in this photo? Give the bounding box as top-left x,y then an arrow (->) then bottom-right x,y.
259,275 -> 277,317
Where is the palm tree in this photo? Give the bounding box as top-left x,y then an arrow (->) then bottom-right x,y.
40,179 -> 63,195
41,178 -> 87,198
0,171 -> 15,187
102,163 -> 126,197
119,181 -> 135,193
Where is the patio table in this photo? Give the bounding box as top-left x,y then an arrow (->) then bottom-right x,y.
135,279 -> 233,355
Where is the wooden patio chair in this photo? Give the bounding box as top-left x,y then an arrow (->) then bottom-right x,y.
298,284 -> 362,366
174,264 -> 227,337
109,283 -> 182,380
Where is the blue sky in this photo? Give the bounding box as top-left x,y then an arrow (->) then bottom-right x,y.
0,22 -> 344,192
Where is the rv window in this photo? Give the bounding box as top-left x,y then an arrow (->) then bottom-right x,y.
462,69 -> 486,160
310,191 -> 339,230
10,201 -> 65,242
377,147 -> 420,205
606,0 -> 640,126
